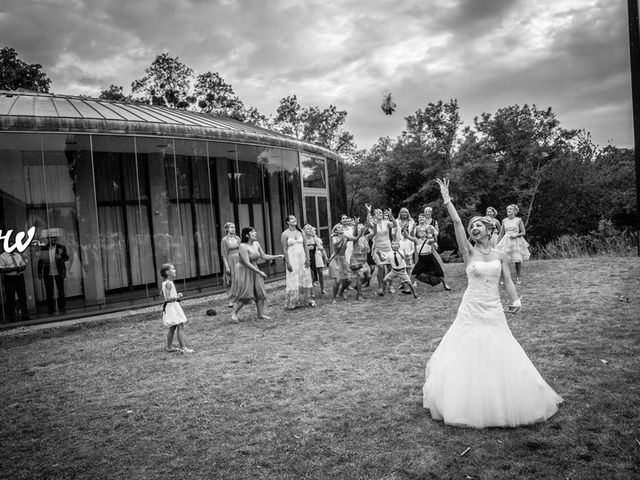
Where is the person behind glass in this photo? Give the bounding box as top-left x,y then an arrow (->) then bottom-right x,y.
37,229 -> 69,315
403,224 -> 451,291
485,207 -> 501,248
377,240 -> 418,298
304,224 -> 328,296
423,206 -> 440,249
496,204 -> 530,285
328,222 -> 363,303
281,214 -> 315,310
229,227 -> 284,322
220,222 -> 241,308
160,263 -> 193,353
366,204 -> 397,296
422,178 -> 561,428
0,248 -> 30,322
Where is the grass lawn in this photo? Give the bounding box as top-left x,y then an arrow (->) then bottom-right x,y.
1,256 -> 639,480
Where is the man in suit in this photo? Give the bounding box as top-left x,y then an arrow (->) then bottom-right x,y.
0,249 -> 30,322
37,228 -> 69,315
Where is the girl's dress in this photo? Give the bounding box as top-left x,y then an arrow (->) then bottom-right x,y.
496,217 -> 530,262
412,239 -> 444,286
329,235 -> 350,280
313,237 -> 326,269
285,235 -> 313,309
162,280 -> 187,327
423,259 -> 562,428
396,218 -> 416,268
222,235 -> 241,288
229,242 -> 267,304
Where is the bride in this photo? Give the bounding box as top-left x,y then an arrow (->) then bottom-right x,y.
423,178 -> 563,428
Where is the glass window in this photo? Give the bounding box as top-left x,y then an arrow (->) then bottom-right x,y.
301,153 -> 326,189
327,157 -> 346,227
0,132 -> 93,321
93,136 -> 155,293
235,145 -> 268,256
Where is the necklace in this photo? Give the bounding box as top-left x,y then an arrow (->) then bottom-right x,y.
477,246 -> 492,255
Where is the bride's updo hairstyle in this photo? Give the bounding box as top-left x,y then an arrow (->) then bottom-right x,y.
466,216 -> 497,239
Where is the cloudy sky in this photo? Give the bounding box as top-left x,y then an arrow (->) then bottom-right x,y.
1,0 -> 633,149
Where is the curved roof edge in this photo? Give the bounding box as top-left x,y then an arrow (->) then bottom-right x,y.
0,90 -> 342,161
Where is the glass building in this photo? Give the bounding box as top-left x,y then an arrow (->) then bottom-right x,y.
0,90 -> 347,325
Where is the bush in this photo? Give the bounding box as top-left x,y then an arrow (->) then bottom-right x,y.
534,218 -> 638,259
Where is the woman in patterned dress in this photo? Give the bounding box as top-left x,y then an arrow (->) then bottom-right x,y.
229,227 -> 283,322
220,222 -> 241,308
281,215 -> 315,309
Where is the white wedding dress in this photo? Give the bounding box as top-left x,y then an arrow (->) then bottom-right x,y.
423,259 -> 563,428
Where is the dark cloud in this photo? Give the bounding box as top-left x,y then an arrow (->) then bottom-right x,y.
0,0 -> 632,148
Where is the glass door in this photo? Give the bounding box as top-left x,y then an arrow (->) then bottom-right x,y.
304,195 -> 330,250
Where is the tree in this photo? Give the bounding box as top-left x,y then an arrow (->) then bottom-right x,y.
0,47 -> 51,92
130,53 -> 194,108
99,84 -> 128,101
345,138 -> 391,216
402,99 -> 461,169
273,95 -> 356,155
274,95 -> 305,139
193,71 -> 244,118
474,104 -> 578,227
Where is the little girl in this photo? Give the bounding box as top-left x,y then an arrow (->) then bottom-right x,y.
160,263 -> 193,353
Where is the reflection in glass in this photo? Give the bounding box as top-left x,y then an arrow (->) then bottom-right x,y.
301,153 -> 326,189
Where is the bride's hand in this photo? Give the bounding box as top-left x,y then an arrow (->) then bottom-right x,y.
435,178 -> 451,204
506,297 -> 522,314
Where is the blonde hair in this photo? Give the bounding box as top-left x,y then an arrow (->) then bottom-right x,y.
224,222 -> 235,233
507,204 -> 519,214
466,216 -> 497,237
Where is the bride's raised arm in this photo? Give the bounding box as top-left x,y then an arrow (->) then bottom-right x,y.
435,178 -> 472,262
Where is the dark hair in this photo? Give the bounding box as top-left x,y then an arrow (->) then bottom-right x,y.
240,227 -> 254,243
286,214 -> 304,235
160,263 -> 173,279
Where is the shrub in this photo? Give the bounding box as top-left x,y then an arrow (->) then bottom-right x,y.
534,218 -> 638,259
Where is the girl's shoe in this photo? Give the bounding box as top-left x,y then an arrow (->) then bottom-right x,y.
516,278 -> 522,285
258,314 -> 271,320
181,347 -> 194,354
231,312 -> 239,323
443,283 -> 451,291
166,346 -> 180,352
227,302 -> 233,308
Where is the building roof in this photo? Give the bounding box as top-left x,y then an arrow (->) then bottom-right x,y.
0,90 -> 341,160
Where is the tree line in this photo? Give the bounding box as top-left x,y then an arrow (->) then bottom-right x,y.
1,47 -> 636,252
347,100 -> 636,252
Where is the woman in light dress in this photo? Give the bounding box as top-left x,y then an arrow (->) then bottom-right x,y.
366,204 -> 397,296
304,224 -> 328,296
281,215 -> 315,309
485,207 -> 501,248
395,207 -> 416,292
229,227 -> 283,322
220,222 -> 241,308
496,204 -> 530,284
422,178 -> 562,429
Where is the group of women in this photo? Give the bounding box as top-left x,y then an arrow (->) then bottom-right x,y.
219,187 -> 560,429
220,215 -> 327,322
